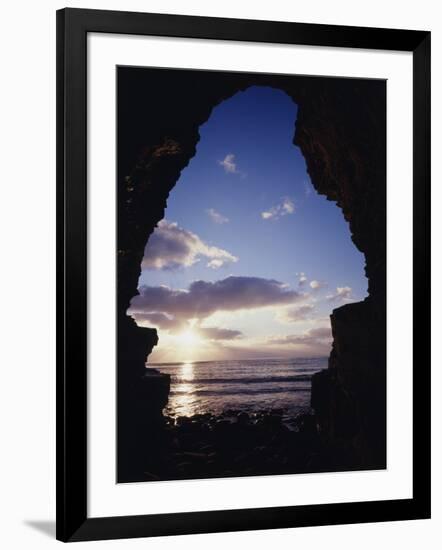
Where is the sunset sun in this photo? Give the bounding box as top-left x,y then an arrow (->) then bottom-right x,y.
177,328 -> 201,348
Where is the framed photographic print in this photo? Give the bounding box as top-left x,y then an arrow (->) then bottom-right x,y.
56,7 -> 431,542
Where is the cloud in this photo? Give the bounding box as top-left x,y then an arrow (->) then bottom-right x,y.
266,325 -> 332,361
142,219 -> 238,270
130,310 -> 242,341
261,197 -> 295,220
129,311 -> 185,331
269,326 -> 332,347
297,272 -> 307,287
206,208 -> 229,224
207,258 -> 233,269
310,280 -> 326,290
218,153 -> 238,174
326,286 -> 353,302
277,304 -> 315,323
198,327 -> 243,341
129,276 -> 303,322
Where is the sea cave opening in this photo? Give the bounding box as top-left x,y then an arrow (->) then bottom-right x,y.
126,86 -> 368,422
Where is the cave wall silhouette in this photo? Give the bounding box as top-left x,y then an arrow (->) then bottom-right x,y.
117,67 -> 386,479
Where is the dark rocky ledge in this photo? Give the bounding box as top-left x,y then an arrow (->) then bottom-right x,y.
117,67 -> 386,481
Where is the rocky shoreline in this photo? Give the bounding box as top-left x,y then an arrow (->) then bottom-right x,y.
139,408 -> 363,482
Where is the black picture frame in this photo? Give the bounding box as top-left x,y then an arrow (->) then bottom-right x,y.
56,7 -> 431,542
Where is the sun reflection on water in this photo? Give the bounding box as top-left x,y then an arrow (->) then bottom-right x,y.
180,361 -> 195,381
170,362 -> 197,417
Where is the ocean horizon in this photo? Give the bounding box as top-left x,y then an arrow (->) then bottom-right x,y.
147,357 -> 327,418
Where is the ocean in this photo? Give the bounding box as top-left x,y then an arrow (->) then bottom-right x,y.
150,357 -> 327,419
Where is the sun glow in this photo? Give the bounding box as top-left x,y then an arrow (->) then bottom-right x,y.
171,328 -> 203,363
177,329 -> 201,347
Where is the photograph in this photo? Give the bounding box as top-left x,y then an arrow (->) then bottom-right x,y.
0,0 -> 434,546
116,66 -> 387,483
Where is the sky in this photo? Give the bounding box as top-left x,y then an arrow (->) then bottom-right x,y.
128,86 -> 367,363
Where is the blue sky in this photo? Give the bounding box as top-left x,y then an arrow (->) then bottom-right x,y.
129,86 -> 367,363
